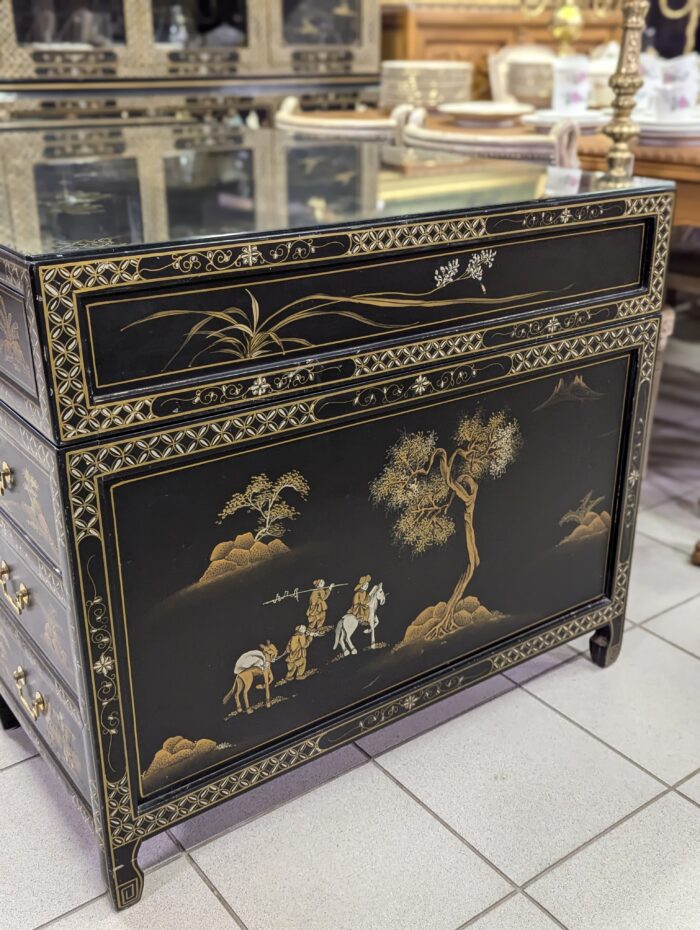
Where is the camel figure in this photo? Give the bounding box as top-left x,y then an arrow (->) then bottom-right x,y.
223,641 -> 278,715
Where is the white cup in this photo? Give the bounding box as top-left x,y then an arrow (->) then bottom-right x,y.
653,81 -> 698,121
661,53 -> 699,86
552,56 -> 590,114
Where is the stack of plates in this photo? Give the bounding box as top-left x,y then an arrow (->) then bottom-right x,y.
380,60 -> 474,110
521,109 -> 608,133
438,101 -> 534,127
637,111 -> 700,146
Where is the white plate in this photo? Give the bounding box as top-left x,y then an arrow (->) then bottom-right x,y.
521,108 -> 607,131
437,101 -> 534,124
637,113 -> 700,135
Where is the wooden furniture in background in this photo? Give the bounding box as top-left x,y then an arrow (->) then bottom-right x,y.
381,4 -> 622,98
578,135 -> 700,226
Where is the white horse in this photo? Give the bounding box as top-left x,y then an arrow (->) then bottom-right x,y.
333,582 -> 387,657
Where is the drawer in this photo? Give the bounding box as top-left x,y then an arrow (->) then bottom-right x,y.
0,522 -> 80,697
0,274 -> 52,439
77,223 -> 647,423
0,280 -> 38,400
34,189 -> 673,444
0,616 -> 89,801
0,402 -> 67,578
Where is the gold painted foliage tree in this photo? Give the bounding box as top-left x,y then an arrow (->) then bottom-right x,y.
217,471 -> 310,541
371,410 -> 522,642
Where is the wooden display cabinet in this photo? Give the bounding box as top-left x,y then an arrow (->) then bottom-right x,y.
381,2 -> 622,99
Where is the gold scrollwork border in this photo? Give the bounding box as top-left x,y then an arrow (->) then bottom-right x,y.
37,191 -> 672,443
65,314 -> 658,863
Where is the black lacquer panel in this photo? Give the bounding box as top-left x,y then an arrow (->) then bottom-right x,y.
0,283 -> 37,399
107,353 -> 629,799
82,223 -> 645,402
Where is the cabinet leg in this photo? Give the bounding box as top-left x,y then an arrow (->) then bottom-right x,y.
589,615 -> 624,669
104,839 -> 144,910
0,691 -> 19,730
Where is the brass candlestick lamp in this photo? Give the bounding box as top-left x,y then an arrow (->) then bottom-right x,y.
524,0 -> 651,179
603,0 -> 650,178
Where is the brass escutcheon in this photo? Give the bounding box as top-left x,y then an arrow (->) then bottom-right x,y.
0,560 -> 30,614
12,666 -> 46,721
0,462 -> 13,495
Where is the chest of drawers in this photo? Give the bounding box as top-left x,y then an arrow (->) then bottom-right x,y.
0,126 -> 673,909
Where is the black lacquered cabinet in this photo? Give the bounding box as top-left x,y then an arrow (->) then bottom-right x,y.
0,127 -> 673,909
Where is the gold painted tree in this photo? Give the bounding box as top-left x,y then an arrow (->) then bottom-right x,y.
371,410 -> 522,644
217,471 -> 310,541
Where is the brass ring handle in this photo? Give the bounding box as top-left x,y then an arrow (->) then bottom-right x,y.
12,666 -> 46,721
0,462 -> 13,496
0,560 -> 30,614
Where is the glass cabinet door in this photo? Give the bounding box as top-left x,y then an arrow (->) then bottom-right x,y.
12,0 -> 126,45
34,159 -> 142,251
164,147 -> 255,238
152,0 -> 247,46
282,0 -> 361,46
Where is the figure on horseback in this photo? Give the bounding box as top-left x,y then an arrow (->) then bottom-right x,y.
334,577 -> 387,656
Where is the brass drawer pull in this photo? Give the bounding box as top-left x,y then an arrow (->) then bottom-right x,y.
0,560 -> 30,614
12,666 -> 46,721
0,462 -> 13,495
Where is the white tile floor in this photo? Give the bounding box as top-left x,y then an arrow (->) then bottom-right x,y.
2,362 -> 699,930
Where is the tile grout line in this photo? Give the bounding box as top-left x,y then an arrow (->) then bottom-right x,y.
675,788 -> 700,811
453,890 -> 519,929
639,487 -> 700,515
368,721 -> 675,901
186,855 -> 251,930
673,766 -> 700,789
521,786 -> 675,892
164,751 -> 367,855
502,649 -> 583,687
635,526 -> 700,557
518,676 -> 673,789
365,751 -> 523,891
30,893 -> 107,930
456,889 -> 573,930
634,623 -> 700,662
367,752 -> 615,930
637,589 -> 700,627
168,829 -> 251,929
0,751 -> 39,774
355,676 -> 516,760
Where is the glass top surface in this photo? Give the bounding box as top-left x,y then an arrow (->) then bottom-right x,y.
0,125 -> 672,260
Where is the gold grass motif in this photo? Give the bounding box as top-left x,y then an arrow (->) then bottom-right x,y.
121,253 -> 507,372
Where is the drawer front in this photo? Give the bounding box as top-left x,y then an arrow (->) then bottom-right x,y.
0,616 -> 89,800
37,190 -> 672,442
0,280 -> 38,399
65,315 -> 657,836
0,402 -> 66,577
0,523 -> 80,696
0,262 -> 53,438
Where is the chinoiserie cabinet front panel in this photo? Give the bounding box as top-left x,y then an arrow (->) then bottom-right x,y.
79,336 -> 644,809
39,203 -> 659,444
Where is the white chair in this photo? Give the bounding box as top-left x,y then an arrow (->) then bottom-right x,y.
402,108 -> 580,169
275,96 -> 409,142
